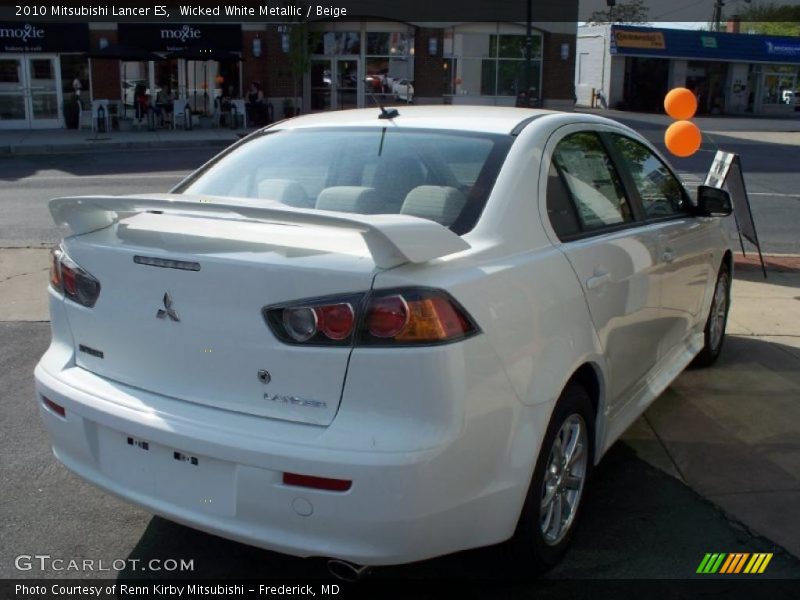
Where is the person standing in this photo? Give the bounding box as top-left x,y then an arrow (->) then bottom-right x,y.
246,81 -> 267,126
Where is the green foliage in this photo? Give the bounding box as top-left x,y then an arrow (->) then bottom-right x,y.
738,2 -> 800,36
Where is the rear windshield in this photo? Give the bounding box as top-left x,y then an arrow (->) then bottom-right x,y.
176,127 -> 512,234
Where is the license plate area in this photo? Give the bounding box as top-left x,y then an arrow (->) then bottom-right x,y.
96,428 -> 236,516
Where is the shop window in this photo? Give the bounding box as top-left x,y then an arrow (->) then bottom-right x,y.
30,59 -> 54,80
446,29 -> 542,98
762,69 -> 797,105
366,32 -> 413,56
365,32 -> 415,101
313,32 -> 360,55
0,59 -> 20,83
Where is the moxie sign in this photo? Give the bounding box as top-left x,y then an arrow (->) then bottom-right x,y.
0,22 -> 89,53
118,24 -> 242,53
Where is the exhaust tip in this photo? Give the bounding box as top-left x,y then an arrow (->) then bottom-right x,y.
327,559 -> 371,582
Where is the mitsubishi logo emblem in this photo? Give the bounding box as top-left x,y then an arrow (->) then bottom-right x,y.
156,292 -> 180,322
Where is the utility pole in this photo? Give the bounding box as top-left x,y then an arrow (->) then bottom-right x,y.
524,0 -> 532,99
712,0 -> 725,31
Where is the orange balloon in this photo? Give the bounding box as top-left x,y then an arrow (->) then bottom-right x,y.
665,120 -> 702,157
664,87 -> 698,120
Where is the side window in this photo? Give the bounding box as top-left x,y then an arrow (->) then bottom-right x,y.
551,132 -> 633,232
546,163 -> 580,238
610,135 -> 688,218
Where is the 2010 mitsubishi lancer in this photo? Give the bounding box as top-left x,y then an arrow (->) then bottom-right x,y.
35,106 -> 733,573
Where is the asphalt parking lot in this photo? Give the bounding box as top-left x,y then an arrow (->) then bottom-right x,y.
2,321 -> 799,583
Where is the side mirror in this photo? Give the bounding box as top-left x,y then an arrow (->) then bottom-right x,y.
695,185 -> 732,217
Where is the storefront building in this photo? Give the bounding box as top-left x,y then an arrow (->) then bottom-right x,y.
1,20 -> 576,129
0,22 -> 90,129
576,23 -> 800,115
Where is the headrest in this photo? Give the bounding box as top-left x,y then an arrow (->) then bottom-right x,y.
400,186 -> 467,226
257,179 -> 312,208
316,186 -> 382,214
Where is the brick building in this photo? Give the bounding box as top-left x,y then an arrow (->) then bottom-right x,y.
0,20 -> 577,129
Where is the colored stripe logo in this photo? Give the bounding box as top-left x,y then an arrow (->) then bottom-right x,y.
697,552 -> 773,574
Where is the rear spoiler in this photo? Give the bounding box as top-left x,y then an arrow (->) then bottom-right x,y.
49,193 -> 470,269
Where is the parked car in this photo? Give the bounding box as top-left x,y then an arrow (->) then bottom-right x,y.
392,78 -> 414,102
36,106 -> 732,577
782,89 -> 800,108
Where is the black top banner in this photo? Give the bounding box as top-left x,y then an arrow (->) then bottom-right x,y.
2,0 -> 800,23
0,1 -> 580,23
0,21 -> 89,52
118,23 -> 242,52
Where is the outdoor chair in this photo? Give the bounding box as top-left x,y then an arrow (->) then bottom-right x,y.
77,99 -> 93,130
172,100 -> 193,130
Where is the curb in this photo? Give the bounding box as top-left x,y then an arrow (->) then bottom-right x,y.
0,138 -> 237,157
734,252 -> 800,273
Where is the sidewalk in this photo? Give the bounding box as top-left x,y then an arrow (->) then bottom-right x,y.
622,256 -> 800,558
1,247 -> 798,557
0,127 -> 255,156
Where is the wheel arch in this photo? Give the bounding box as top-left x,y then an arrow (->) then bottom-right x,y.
565,362 -> 606,464
722,248 -> 733,274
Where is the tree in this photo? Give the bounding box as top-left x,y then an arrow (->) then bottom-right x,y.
587,0 -> 650,24
737,2 -> 800,36
287,23 -> 312,115
280,1 -> 321,116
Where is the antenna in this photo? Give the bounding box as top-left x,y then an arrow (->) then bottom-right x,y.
364,76 -> 399,120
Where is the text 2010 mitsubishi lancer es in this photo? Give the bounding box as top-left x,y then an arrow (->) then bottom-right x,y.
35,106 -> 732,574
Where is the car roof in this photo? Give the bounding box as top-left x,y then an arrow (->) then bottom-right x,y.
271,105 -> 560,135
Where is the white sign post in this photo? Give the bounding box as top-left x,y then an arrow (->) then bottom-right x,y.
705,150 -> 767,278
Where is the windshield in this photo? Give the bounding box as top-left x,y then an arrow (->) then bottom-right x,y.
177,127 -> 512,234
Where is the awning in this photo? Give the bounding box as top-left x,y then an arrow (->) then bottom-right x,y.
117,24 -> 242,54
0,22 -> 89,53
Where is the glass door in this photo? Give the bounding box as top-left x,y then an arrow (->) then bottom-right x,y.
0,56 -> 28,128
26,55 -> 61,128
309,57 -> 361,112
310,58 -> 332,112
0,54 -> 62,129
336,58 -> 359,110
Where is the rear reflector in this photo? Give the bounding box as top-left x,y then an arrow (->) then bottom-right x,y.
282,472 -> 352,492
42,396 -> 65,418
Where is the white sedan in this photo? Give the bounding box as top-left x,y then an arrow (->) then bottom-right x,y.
392,78 -> 414,102
35,106 -> 732,576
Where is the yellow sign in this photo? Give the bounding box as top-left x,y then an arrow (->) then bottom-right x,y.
614,30 -> 666,50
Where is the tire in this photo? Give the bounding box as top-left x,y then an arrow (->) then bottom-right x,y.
507,382 -> 594,574
692,264 -> 731,368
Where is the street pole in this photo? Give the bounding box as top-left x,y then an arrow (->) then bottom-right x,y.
524,0 -> 532,102
712,0 -> 725,31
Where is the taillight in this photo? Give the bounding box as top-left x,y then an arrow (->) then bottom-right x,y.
362,289 -> 478,345
264,294 -> 362,345
365,295 -> 408,338
263,288 -> 478,347
50,247 -> 101,308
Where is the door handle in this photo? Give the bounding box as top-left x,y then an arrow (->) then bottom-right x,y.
662,248 -> 676,263
586,269 -> 611,290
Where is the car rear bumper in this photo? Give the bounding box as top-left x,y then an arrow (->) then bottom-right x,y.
34,354 -> 533,565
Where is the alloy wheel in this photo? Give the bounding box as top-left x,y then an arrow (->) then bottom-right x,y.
540,414 -> 588,546
709,272 -> 729,351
